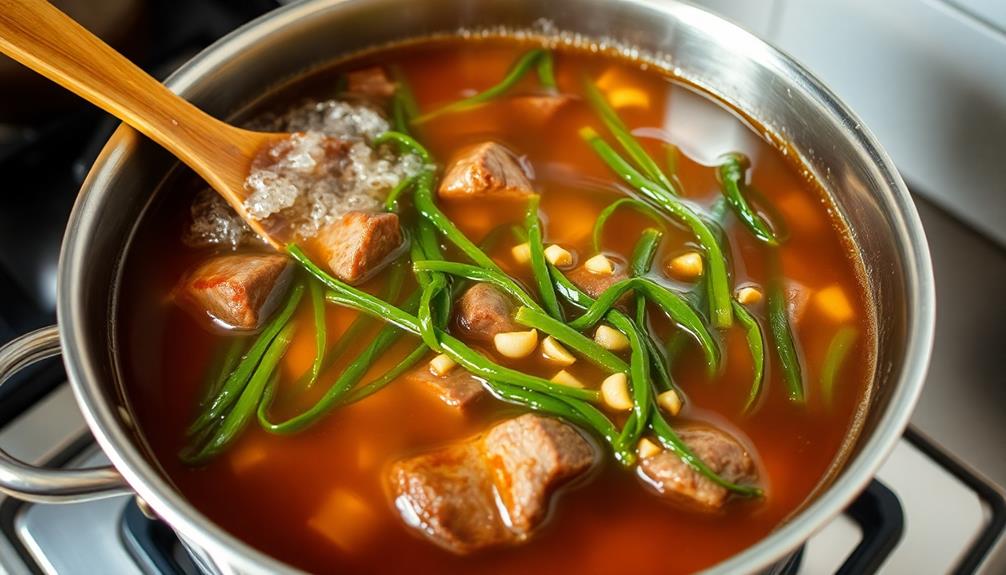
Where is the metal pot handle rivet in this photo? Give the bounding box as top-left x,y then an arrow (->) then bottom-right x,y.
0,326 -> 129,503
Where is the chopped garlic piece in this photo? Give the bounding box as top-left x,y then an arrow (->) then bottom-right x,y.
511,242 -> 531,265
666,251 -> 703,281
656,389 -> 682,416
541,336 -> 576,366
550,369 -> 585,388
429,353 -> 456,376
814,284 -> 854,323
544,244 -> 573,266
594,325 -> 629,351
637,437 -> 663,459
584,254 -> 614,275
601,373 -> 633,411
736,285 -> 763,305
494,329 -> 538,359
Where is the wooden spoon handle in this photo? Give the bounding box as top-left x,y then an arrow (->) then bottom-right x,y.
0,0 -> 259,189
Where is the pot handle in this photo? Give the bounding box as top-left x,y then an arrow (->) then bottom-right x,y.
0,326 -> 130,503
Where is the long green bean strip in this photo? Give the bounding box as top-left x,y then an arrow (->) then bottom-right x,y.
612,312 -> 651,450
536,50 -> 557,90
384,173 -> 417,212
650,410 -> 762,497
580,127 -> 733,327
187,282 -> 304,436
305,279 -> 327,388
525,195 -> 564,319
514,306 -> 626,373
198,337 -> 247,406
583,80 -> 678,195
821,325 -> 858,405
732,300 -> 766,412
375,131 -> 503,274
414,49 -> 547,123
412,261 -> 539,311
564,277 -> 719,372
593,198 -> 667,253
341,342 -> 428,405
291,246 -> 598,402
629,229 -> 677,394
390,66 -> 419,134
718,153 -> 779,245
767,251 -> 805,402
185,322 -> 296,463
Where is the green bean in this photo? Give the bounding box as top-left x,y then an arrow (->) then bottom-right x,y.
413,260 -> 539,310
583,80 -> 678,195
414,49 -> 547,123
821,325 -> 858,405
580,127 -> 733,328
665,143 -> 680,176
305,279 -> 326,388
611,312 -> 651,449
650,410 -> 762,497
187,282 -> 304,436
593,199 -> 666,253
514,306 -> 627,373
629,229 -> 677,394
341,342 -> 428,405
389,66 -> 419,135
537,50 -> 557,90
184,321 -> 296,463
259,292 -> 422,434
198,336 -> 247,407
718,153 -> 778,245
564,277 -> 719,373
291,246 -> 598,403
525,195 -> 564,319
733,300 -> 766,413
385,173 -> 417,212
767,252 -> 805,402
375,131 -> 503,274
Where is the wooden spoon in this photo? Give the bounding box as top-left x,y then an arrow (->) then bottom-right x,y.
0,0 -> 291,247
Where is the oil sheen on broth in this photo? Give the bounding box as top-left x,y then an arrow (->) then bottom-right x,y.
116,37 -> 874,574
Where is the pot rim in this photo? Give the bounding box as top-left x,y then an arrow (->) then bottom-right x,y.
57,0 -> 936,573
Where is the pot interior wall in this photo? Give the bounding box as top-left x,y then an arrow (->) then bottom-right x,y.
62,0 -> 926,572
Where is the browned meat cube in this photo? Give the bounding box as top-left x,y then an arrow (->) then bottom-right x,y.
404,363 -> 486,408
507,94 -> 572,125
455,283 -> 518,342
566,263 -> 630,308
638,427 -> 758,511
389,415 -> 595,553
314,211 -> 402,284
482,414 -> 596,535
346,66 -> 396,100
438,142 -> 534,200
389,442 -> 509,554
176,253 -> 293,330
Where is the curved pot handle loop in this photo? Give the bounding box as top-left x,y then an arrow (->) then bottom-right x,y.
0,326 -> 129,503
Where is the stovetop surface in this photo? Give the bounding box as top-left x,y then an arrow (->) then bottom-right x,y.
0,0 -> 1004,572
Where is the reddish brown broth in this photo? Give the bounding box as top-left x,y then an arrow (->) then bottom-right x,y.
116,38 -> 874,574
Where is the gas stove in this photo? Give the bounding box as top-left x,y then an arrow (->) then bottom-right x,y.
0,1 -> 1003,573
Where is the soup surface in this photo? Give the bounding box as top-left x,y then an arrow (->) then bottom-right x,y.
117,37 -> 874,574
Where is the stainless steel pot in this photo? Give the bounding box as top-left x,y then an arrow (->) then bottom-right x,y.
0,0 -> 935,572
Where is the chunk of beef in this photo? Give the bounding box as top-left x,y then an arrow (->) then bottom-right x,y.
507,94 -> 572,125
390,442 -> 508,554
404,364 -> 486,408
438,142 -> 534,200
482,414 -> 596,535
346,66 -> 396,100
176,253 -> 293,330
455,283 -> 518,342
313,211 -> 402,284
389,415 -> 596,554
566,263 -> 630,308
638,427 -> 757,511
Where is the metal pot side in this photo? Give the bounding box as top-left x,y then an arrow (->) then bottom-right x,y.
52,0 -> 935,573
